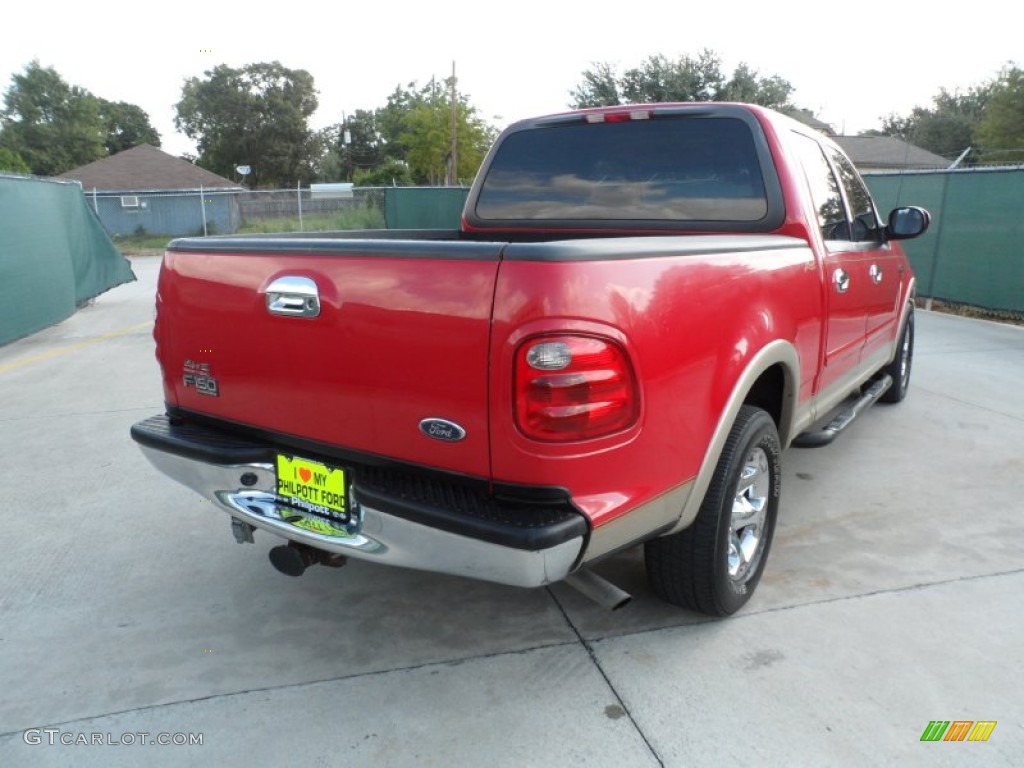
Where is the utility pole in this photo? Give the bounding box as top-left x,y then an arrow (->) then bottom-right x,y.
448,61 -> 458,187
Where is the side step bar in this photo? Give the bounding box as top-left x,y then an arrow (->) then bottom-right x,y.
793,375 -> 893,448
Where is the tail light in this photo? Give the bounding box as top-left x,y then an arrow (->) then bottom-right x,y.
515,335 -> 639,441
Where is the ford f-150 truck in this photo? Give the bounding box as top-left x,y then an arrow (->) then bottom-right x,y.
131,103 -> 929,615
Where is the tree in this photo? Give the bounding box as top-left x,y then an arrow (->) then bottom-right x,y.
569,50 -> 794,110
98,99 -> 161,153
878,84 -> 992,159
977,66 -> 1024,160
353,158 -> 412,187
1,61 -> 162,175
720,63 -> 794,108
0,146 -> 31,173
389,81 -> 495,185
320,79 -> 496,185
569,62 -> 622,108
175,62 -> 319,187
0,60 -> 105,176
319,109 -> 384,181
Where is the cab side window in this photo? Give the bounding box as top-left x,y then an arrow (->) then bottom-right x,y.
829,149 -> 881,242
791,133 -> 848,242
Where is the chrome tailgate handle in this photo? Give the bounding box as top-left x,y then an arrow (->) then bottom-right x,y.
264,276 -> 321,318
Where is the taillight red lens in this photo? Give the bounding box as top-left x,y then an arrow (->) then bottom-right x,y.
515,335 -> 639,441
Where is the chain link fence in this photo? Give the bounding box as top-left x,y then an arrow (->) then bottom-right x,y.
86,186 -> 388,238
82,171 -> 1022,318
232,187 -> 386,234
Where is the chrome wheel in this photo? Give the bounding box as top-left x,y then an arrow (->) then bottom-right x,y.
645,405 -> 780,616
899,323 -> 912,387
727,446 -> 769,583
882,307 -> 914,404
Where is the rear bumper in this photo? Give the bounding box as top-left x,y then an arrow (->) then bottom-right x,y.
131,414 -> 587,587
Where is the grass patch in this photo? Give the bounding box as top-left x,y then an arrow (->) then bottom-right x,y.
108,206 -> 386,254
238,206 -> 385,234
110,233 -> 177,255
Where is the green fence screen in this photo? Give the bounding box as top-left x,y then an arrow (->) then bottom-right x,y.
384,187 -> 470,229
380,174 -> 1022,313
1,176 -> 135,345
865,168 -> 1024,313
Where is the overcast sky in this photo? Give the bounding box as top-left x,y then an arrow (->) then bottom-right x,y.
3,0 -> 1018,159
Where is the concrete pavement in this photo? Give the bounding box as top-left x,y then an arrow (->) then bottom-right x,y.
1,257 -> 1021,766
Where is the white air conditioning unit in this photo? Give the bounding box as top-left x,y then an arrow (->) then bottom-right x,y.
121,196 -> 140,208
310,183 -> 354,200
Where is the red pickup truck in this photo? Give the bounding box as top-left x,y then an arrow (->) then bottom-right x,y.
131,103 -> 929,616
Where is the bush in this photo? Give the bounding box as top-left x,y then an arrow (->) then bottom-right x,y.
0,148 -> 31,174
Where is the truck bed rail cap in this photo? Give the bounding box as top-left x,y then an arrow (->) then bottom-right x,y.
504,234 -> 809,262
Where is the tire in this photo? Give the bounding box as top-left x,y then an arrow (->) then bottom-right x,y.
880,307 -> 914,404
645,406 -> 781,617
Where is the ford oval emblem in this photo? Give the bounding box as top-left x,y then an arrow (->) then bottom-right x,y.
419,418 -> 467,442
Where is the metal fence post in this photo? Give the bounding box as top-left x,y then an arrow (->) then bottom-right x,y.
297,181 -> 303,231
200,184 -> 208,237
925,171 -> 953,310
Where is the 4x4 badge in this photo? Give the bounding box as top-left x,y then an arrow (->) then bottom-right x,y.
182,360 -> 219,397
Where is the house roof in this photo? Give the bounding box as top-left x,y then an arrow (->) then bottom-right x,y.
834,136 -> 950,170
783,107 -> 836,136
58,144 -> 240,191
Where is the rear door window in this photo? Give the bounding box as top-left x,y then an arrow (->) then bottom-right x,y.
791,132 -> 848,241
829,149 -> 882,242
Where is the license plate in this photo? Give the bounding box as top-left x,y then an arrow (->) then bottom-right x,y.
275,454 -> 352,537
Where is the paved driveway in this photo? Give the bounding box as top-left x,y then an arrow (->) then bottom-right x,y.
1,257 -> 1021,766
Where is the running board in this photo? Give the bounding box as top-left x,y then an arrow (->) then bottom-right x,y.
793,375 -> 893,448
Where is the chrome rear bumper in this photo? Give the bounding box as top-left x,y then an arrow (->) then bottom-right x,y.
133,418 -> 585,588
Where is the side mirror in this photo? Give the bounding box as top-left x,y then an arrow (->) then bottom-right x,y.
886,206 -> 931,240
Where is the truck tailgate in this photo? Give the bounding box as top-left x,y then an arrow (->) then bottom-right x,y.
156,238 -> 504,478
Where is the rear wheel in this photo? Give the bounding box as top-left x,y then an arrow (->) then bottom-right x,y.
645,406 -> 781,616
880,307 -> 914,404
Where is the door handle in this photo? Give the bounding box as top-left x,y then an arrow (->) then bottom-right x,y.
263,276 -> 321,318
869,264 -> 883,284
833,268 -> 850,294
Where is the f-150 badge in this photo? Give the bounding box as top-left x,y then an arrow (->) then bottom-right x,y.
183,360 -> 219,397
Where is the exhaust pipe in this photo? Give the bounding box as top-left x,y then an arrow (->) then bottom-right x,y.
269,542 -> 347,577
564,569 -> 632,611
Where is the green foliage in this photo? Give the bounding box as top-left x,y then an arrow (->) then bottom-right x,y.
0,61 -> 164,176
0,60 -> 105,176
238,204 -> 385,233
0,146 -> 30,173
110,232 -> 173,254
175,61 -> 320,188
353,158 -> 412,187
319,109 -> 384,181
569,62 -> 622,108
977,66 -> 1024,160
320,79 -> 496,186
879,84 -> 992,159
99,99 -> 161,153
570,50 -> 794,110
719,64 -> 794,108
878,65 -> 1024,164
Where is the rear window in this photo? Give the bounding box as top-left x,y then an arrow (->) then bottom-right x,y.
474,116 -> 770,225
